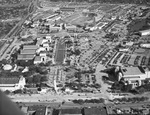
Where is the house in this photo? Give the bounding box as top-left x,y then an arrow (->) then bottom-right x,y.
36,39 -> 50,46
0,76 -> 26,91
65,25 -> 77,32
20,49 -> 36,55
43,43 -> 50,51
40,52 -> 47,57
17,54 -> 35,60
84,107 -> 108,115
36,47 -> 46,54
23,45 -> 38,50
34,56 -> 43,64
45,36 -> 52,42
59,108 -> 82,115
34,56 -> 46,64
117,67 -> 150,87
49,26 -> 60,32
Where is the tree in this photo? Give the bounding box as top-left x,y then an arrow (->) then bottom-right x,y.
33,74 -> 42,84
41,76 -> 48,82
4,90 -> 11,95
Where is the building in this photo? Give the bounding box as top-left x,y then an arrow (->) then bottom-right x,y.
140,43 -> 150,48
59,108 -> 82,115
27,105 -> 47,115
49,26 -> 60,32
43,43 -> 50,51
117,67 -> 150,87
65,25 -> 77,32
139,29 -> 150,36
20,49 -> 36,55
34,56 -> 46,64
23,45 -> 38,50
17,54 -> 35,61
0,76 -> 26,91
84,107 -> 108,115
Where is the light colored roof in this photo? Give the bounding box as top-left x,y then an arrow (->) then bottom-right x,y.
20,49 -> 36,55
3,64 -> 12,70
23,45 -> 38,50
122,67 -> 145,76
18,54 -> 34,60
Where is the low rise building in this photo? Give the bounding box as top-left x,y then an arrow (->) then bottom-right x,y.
23,45 -> 38,50
139,29 -> 150,36
20,49 -> 36,55
34,56 -> 47,64
84,107 -> 108,115
59,108 -> 82,115
17,54 -> 35,61
0,76 -> 26,91
117,67 -> 150,87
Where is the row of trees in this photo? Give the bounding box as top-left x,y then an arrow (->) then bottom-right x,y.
113,96 -> 149,102
72,98 -> 105,104
26,74 -> 48,84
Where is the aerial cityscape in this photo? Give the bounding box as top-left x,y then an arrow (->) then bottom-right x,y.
1,0 -> 150,115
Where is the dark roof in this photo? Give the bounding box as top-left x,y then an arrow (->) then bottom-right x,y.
28,106 -> 46,115
84,107 -> 108,115
60,108 -> 82,114
28,106 -> 46,111
0,77 -> 20,84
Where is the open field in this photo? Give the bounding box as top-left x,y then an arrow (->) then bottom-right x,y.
55,40 -> 66,64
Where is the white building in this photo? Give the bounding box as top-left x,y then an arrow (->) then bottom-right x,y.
43,43 -> 50,51
140,29 -> 150,36
34,56 -> 47,64
117,67 -> 150,88
140,43 -> 150,48
0,76 -> 26,91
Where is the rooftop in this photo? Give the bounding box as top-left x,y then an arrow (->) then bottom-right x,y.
34,56 -> 42,61
23,45 -> 38,50
0,77 -> 20,84
20,49 -> 36,55
18,54 -> 35,60
28,106 -> 46,115
60,108 -> 82,115
84,107 -> 108,115
122,67 -> 145,76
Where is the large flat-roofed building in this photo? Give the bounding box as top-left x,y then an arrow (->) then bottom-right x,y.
0,76 -> 26,91
23,45 -> 38,50
17,54 -> 35,60
84,107 -> 108,115
117,67 -> 150,87
59,108 -> 82,115
20,49 -> 36,55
